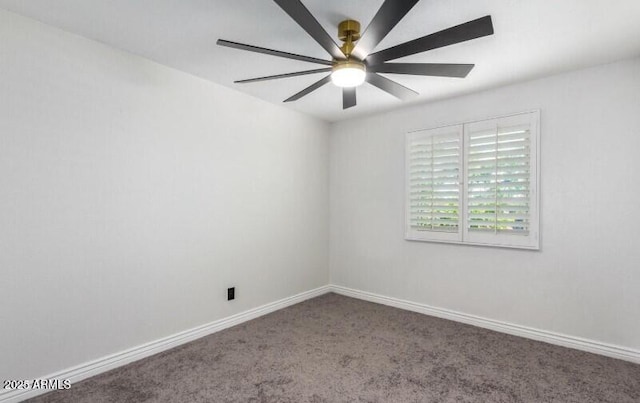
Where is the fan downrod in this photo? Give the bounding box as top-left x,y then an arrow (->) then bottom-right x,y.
338,19 -> 360,57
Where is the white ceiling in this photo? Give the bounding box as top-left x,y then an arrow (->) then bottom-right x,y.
2,0 -> 640,122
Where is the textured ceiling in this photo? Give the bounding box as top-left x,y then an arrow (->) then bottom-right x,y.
1,0 -> 640,122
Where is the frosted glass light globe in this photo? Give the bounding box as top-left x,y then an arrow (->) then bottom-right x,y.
331,61 -> 366,87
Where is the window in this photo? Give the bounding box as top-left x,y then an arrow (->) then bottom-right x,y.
405,111 -> 539,249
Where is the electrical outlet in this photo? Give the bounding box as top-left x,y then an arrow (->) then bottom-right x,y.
227,287 -> 235,301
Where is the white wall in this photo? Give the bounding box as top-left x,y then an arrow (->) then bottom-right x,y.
0,9 -> 329,380
330,57 -> 640,351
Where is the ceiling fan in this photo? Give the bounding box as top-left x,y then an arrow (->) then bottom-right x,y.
217,0 -> 494,110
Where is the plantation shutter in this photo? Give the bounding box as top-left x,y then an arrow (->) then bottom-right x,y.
405,111 -> 539,249
405,125 -> 463,242
463,112 -> 539,248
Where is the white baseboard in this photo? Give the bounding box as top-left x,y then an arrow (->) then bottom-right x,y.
329,284 -> 640,364
0,285 -> 331,403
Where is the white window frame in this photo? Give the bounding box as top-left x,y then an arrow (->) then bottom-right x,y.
405,110 -> 540,250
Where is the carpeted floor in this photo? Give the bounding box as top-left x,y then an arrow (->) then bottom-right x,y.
27,293 -> 640,403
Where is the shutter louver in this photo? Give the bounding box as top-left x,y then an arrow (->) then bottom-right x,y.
408,130 -> 461,234
467,125 -> 531,235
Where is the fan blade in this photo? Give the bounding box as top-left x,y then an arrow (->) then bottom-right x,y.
284,75 -> 332,102
366,16 -> 494,65
235,68 -> 332,84
368,63 -> 474,78
366,73 -> 418,101
273,0 -> 345,60
343,88 -> 357,109
351,0 -> 420,60
217,39 -> 333,66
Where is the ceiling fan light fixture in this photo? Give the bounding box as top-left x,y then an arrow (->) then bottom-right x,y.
331,60 -> 366,88
218,1 -> 494,110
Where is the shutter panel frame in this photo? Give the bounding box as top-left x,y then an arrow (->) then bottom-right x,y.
405,125 -> 463,242
463,111 -> 540,249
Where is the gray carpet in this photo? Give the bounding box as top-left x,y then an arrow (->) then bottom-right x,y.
27,293 -> 640,403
